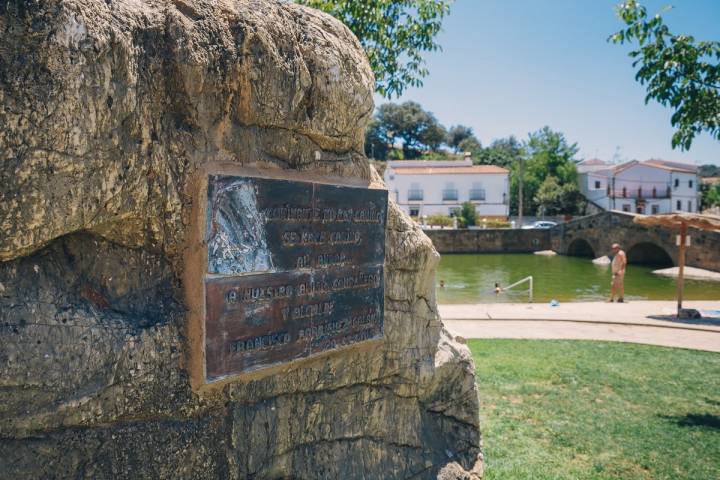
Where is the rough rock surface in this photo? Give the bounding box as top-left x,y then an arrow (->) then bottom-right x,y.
0,0 -> 482,478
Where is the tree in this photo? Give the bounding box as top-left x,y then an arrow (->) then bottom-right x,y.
699,164 -> 720,177
297,0 -> 453,98
474,136 -> 523,168
510,127 -> 582,215
458,136 -> 482,157
701,183 -> 720,209
453,202 -> 476,228
611,1 -> 720,150
364,119 -> 390,160
369,102 -> 448,159
534,176 -> 564,215
447,125 -> 475,153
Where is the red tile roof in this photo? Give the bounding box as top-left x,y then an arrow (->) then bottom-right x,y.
643,159 -> 697,173
392,165 -> 509,175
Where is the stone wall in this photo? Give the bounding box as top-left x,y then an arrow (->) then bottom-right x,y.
425,228 -> 552,254
0,1 -> 482,478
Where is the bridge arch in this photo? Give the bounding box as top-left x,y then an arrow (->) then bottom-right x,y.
566,238 -> 596,258
626,242 -> 674,267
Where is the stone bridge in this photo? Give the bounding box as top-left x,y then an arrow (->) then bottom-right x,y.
551,211 -> 720,272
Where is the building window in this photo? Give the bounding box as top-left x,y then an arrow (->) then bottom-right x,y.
652,187 -> 657,198
676,200 -> 682,211
651,205 -> 659,215
594,180 -> 601,189
469,182 -> 485,201
442,182 -> 458,201
622,204 -> 631,212
408,182 -> 423,201
622,187 -> 627,198
674,178 -> 679,188
689,179 -> 694,189
688,200 -> 692,212
409,207 -> 419,217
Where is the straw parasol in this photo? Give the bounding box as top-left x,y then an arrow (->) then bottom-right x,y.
633,213 -> 720,317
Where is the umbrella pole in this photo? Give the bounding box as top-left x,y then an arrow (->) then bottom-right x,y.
676,221 -> 687,318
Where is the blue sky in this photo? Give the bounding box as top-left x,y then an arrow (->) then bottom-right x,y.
376,0 -> 720,166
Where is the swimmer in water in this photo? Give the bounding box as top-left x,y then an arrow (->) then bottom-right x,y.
439,280 -> 445,288
494,282 -> 503,295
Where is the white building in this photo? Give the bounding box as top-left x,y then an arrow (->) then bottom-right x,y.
383,159 -> 509,218
578,159 -> 699,214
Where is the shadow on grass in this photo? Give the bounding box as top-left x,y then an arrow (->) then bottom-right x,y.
660,413 -> 720,430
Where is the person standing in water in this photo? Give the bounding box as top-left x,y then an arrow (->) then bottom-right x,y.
608,243 -> 627,303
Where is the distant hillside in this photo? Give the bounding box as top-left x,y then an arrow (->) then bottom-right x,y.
699,164 -> 719,177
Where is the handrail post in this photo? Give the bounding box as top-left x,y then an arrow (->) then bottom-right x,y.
529,276 -> 533,303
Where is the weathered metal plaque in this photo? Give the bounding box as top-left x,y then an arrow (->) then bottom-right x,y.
203,174 -> 387,381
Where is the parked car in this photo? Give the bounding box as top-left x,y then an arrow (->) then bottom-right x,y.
521,220 -> 558,229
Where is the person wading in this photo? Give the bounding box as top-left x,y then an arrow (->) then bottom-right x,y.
608,243 -> 627,303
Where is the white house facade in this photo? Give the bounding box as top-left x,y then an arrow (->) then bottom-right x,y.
578,159 -> 699,215
383,159 -> 509,218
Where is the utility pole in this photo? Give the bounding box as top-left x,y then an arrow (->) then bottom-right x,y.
518,157 -> 524,228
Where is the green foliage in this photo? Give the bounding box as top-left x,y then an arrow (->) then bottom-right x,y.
611,1 -> 720,150
365,101 -> 447,159
534,176 -> 586,216
297,0 -> 453,98
364,119 -> 390,160
698,164 -> 720,177
458,136 -> 483,158
476,218 -> 511,229
453,202 -> 476,228
418,150 -> 458,160
425,213 -> 454,227
701,182 -> 720,209
474,136 -> 524,169
447,125 -> 476,152
510,127 -> 582,215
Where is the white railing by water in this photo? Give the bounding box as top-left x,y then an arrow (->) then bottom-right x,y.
500,276 -> 534,302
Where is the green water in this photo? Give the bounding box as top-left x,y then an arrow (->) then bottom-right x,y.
436,253 -> 720,304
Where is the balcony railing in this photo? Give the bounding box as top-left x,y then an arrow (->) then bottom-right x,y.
407,189 -> 424,201
442,188 -> 458,201
609,186 -> 671,199
469,188 -> 486,201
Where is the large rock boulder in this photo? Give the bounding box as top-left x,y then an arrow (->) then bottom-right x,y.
0,1 -> 482,478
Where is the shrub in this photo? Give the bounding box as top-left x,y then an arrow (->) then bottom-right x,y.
426,214 -> 454,227
476,218 -> 511,229
453,202 -> 477,229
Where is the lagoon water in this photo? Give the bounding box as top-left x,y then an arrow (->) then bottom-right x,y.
436,253 -> 720,304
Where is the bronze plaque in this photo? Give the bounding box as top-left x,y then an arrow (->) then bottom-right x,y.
203,174 -> 387,381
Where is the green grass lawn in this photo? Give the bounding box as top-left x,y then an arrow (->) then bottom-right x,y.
469,340 -> 720,480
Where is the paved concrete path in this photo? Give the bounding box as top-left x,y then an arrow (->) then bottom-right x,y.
440,301 -> 720,352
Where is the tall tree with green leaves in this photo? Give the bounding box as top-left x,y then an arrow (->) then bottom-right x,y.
297,0 -> 453,98
610,1 -> 720,150
453,202 -> 477,228
447,125 -> 476,153
474,136 -> 524,168
367,102 -> 448,159
511,127 -> 581,215
701,182 -> 720,209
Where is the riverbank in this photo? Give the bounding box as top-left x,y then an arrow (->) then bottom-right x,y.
439,300 -> 720,325
440,301 -> 720,352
